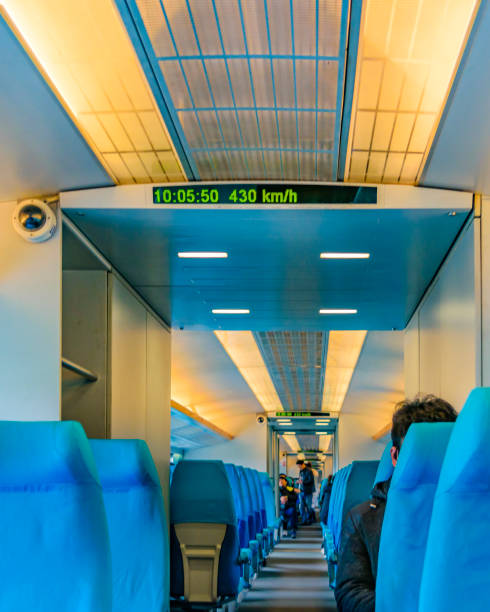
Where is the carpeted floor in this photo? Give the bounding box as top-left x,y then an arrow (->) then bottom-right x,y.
239,524 -> 338,611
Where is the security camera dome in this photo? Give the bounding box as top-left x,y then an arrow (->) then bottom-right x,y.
12,199 -> 57,243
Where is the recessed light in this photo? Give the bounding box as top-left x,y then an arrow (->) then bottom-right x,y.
212,309 -> 250,314
178,252 -> 228,258
319,309 -> 358,315
316,432 -> 328,435
283,432 -> 296,435
277,419 -> 292,423
320,252 -> 370,259
316,420 -> 330,424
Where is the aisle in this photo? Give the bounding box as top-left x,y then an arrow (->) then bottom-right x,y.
239,524 -> 337,611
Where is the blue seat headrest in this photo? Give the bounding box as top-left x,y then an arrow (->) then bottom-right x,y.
391,422 -> 455,490
0,421 -> 99,486
374,443 -> 394,486
171,460 -> 236,525
89,439 -> 161,489
418,387 -> 490,611
225,463 -> 243,518
437,387 -> 490,489
236,466 -> 252,514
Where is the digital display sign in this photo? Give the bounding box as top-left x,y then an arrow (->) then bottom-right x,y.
153,184 -> 377,206
275,411 -> 331,417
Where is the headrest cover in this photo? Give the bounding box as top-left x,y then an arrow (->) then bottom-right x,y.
171,460 -> 236,524
392,422 -> 454,490
236,466 -> 252,514
225,464 -> 243,517
244,468 -> 259,504
0,421 -> 99,486
437,387 -> 490,490
89,439 -> 161,489
374,443 -> 394,486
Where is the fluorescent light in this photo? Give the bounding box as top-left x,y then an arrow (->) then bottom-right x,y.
178,252 -> 228,258
345,0 -> 480,184
214,331 -> 283,413
212,309 -> 250,315
319,309 -> 358,315
283,432 -> 296,435
277,420 -> 292,424
2,1 -> 186,184
316,432 -> 328,435
321,331 -> 367,413
320,252 -> 370,259
316,420 -> 330,424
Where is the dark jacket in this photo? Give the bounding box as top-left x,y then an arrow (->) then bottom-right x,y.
320,480 -> 333,524
279,485 -> 297,510
300,467 -> 315,494
334,479 -> 391,612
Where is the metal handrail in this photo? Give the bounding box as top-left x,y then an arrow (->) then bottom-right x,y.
61,357 -> 98,382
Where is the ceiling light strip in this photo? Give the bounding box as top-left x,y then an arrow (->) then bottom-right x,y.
320,252 -> 370,259
321,330 -> 367,413
178,252 -> 228,258
214,331 -> 283,413
2,1 -> 188,184
344,0 -> 481,185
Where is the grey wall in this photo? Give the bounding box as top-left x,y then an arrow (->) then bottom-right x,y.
404,217 -> 480,409
0,200 -> 61,419
62,270 -> 108,437
110,276 -> 171,509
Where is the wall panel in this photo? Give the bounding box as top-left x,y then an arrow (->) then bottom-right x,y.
0,201 -> 61,420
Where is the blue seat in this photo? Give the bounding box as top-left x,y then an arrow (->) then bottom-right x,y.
242,467 -> 267,559
235,465 -> 260,571
170,460 -> 240,605
373,442 -> 394,486
225,464 -> 255,584
259,471 -> 281,543
376,423 -> 454,612
0,421 -> 111,611
251,469 -> 272,551
419,388 -> 490,612
90,439 -> 169,612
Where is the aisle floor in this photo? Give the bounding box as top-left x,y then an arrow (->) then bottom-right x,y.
239,524 -> 338,611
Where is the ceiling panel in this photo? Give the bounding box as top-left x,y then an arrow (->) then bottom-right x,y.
63,203 -> 470,331
0,12 -> 112,201
343,0 -> 480,184
2,0 -> 187,184
420,0 -> 490,193
254,331 -> 328,412
122,0 -> 349,181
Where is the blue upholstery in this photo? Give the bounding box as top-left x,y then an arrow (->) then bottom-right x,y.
90,439 -> 169,612
259,472 -> 279,530
376,423 -> 454,612
252,470 -> 268,530
419,388 -> 490,612
373,442 -> 394,486
237,466 -> 258,539
327,464 -> 352,552
170,460 -> 240,600
0,421 -> 111,611
244,468 -> 264,534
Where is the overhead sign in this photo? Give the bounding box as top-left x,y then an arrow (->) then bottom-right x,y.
275,411 -> 331,417
153,184 -> 377,206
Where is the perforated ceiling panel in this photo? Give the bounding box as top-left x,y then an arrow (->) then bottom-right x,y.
126,0 -> 349,180
254,331 -> 328,412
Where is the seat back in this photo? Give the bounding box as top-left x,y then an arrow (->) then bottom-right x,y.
236,465 -> 257,540
419,388 -> 490,612
373,442 -> 394,486
259,472 -> 277,527
225,464 -> 249,549
376,423 -> 454,612
0,421 -> 111,612
244,467 -> 263,534
90,439 -> 168,612
251,470 -> 268,530
170,460 -> 240,604
326,465 -> 352,558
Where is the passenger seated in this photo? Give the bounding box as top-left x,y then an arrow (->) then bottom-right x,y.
279,474 -> 298,539
335,395 -> 458,612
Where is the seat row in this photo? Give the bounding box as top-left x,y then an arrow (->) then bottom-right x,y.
0,421 -> 169,611
321,459 -> 380,587
170,460 -> 281,608
377,387 -> 490,611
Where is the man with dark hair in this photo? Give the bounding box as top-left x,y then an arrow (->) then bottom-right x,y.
297,458 -> 315,525
335,395 -> 458,612
279,474 -> 298,538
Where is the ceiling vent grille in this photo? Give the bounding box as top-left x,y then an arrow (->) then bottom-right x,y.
254,331 -> 328,412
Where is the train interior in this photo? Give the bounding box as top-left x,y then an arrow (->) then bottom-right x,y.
1,0 -> 489,610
